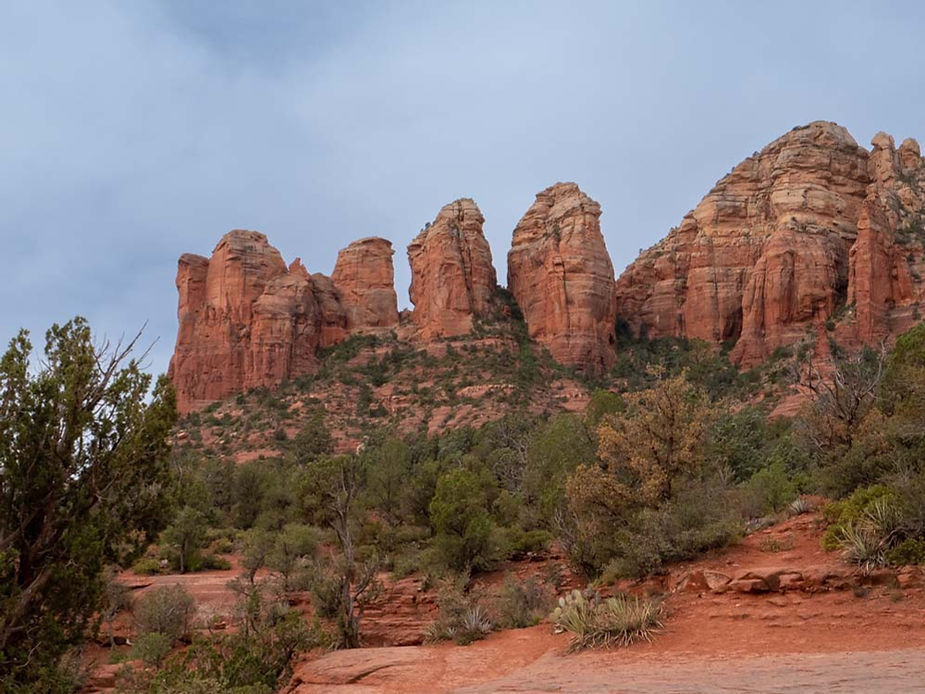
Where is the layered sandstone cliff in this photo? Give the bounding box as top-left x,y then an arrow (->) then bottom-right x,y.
331,237 -> 399,332
169,231 -> 348,413
614,121 -> 925,365
508,183 -> 617,372
170,121 -> 925,413
407,199 -> 498,339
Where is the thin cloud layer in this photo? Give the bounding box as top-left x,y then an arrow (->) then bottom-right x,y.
2,0 -> 924,374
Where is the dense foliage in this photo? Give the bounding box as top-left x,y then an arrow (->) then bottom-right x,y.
9,313 -> 925,686
0,319 -> 176,691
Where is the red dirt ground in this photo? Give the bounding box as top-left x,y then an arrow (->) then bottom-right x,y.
84,511 -> 925,693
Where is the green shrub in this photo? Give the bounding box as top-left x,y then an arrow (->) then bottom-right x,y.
132,557 -> 163,576
821,485 -> 897,551
885,537 -> 925,566
199,554 -> 232,571
492,576 -> 554,629
422,576 -> 492,645
597,480 -> 741,579
308,563 -> 344,620
551,589 -> 662,652
498,527 -> 551,558
424,604 -> 493,646
135,590 -> 322,694
130,632 -> 173,667
743,462 -> 798,517
134,585 -> 196,642
429,469 -> 495,571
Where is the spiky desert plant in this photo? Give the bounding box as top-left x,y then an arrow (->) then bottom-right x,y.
551,589 -> 597,638
454,605 -> 493,645
836,522 -> 885,572
552,590 -> 662,653
835,496 -> 901,572
788,496 -> 816,516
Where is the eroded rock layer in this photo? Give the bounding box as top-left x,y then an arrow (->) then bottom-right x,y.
169,231 -> 346,413
508,182 -> 617,373
331,237 -> 399,332
407,199 -> 498,339
614,121 -> 925,365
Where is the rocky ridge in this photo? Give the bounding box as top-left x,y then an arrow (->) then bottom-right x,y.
169,121 -> 925,411
614,121 -> 925,365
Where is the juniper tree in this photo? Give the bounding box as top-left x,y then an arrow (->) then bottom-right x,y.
0,318 -> 176,689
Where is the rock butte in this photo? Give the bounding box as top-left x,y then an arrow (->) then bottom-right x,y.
169,121 -> 925,411
508,182 -> 617,372
331,237 -> 399,332
407,198 -> 497,340
615,121 -> 925,366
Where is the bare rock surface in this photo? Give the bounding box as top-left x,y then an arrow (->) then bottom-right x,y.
614,121 -> 925,365
407,199 -> 498,339
508,182 -> 617,372
332,237 -> 399,332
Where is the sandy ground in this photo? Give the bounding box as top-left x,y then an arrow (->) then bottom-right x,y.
284,512 -> 925,693
87,511 -> 925,693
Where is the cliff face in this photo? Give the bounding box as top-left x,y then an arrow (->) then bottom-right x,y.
169,232 -> 348,413
407,199 -> 498,340
614,121 -> 925,365
508,183 -> 617,373
331,237 -> 399,332
169,121 -> 925,412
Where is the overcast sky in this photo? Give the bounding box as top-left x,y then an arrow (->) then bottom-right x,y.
2,0 -> 924,375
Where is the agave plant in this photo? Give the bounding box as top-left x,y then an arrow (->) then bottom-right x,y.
788,496 -> 816,516
836,496 -> 902,573
552,589 -> 662,652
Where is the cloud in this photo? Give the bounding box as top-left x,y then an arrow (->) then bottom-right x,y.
2,0 -> 924,375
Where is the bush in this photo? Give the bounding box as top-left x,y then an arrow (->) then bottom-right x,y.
134,587 -> 323,694
134,585 -> 196,642
597,480 -> 741,579
429,469 -> 495,571
424,605 -> 493,646
885,537 -> 925,566
821,486 -> 897,551
492,576 -> 554,629
551,589 -> 662,652
132,557 -> 163,576
422,576 -> 492,645
199,554 -> 232,571
498,528 -> 551,559
743,462 -> 797,517
307,562 -> 344,620
130,632 -> 173,667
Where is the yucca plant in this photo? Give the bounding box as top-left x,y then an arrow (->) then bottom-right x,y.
552,589 -> 662,652
836,496 -> 901,572
454,605 -> 493,645
836,522 -> 886,572
788,496 -> 816,516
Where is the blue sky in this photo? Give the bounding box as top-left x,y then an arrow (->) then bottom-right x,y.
2,0 -> 924,375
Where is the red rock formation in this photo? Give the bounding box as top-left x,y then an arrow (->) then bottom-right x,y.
615,121 -> 925,365
331,237 -> 399,332
845,133 -> 925,345
407,198 -> 497,339
169,232 -> 346,413
508,182 -> 617,372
